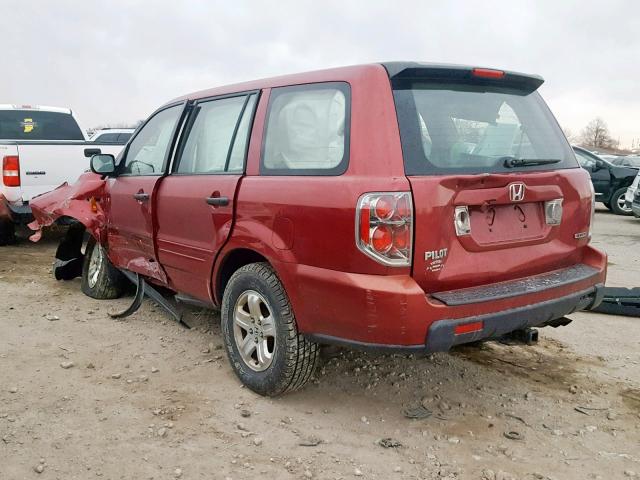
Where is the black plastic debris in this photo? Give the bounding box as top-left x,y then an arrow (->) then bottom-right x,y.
589,287 -> 640,317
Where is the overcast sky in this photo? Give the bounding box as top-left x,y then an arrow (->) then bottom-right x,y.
3,0 -> 640,146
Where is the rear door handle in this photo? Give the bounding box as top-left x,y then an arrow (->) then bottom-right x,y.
206,196 -> 229,207
133,192 -> 150,201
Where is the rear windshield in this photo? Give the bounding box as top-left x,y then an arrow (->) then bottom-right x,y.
0,110 -> 84,140
393,83 -> 576,175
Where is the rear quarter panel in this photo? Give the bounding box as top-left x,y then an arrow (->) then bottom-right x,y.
215,65 -> 411,301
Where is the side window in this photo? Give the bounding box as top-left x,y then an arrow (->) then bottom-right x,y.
227,94 -> 257,172
117,132 -> 133,143
261,82 -> 350,175
574,150 -> 595,169
95,133 -> 120,143
177,94 -> 255,174
122,105 -> 183,176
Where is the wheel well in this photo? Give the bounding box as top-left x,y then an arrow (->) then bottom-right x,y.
216,249 -> 269,303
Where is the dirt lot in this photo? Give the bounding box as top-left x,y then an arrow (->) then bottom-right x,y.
1,207 -> 639,480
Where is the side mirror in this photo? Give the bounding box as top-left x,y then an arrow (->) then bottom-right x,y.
90,153 -> 116,175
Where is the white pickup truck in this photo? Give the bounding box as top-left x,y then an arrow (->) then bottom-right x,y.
0,105 -> 127,244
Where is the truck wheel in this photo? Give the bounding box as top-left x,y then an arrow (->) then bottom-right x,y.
0,220 -> 16,246
81,237 -> 126,299
221,262 -> 319,396
610,187 -> 633,216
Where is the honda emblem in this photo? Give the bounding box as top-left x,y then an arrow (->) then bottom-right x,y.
509,183 -> 525,202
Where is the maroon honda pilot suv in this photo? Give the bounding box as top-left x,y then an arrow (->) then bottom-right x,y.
30,62 -> 606,396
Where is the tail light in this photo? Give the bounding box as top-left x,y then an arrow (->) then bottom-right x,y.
544,199 -> 563,225
2,156 -> 20,187
356,192 -> 413,266
472,68 -> 505,79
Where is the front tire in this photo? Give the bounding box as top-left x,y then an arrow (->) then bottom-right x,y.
221,262 -> 319,396
81,237 -> 126,299
610,187 -> 633,216
0,219 -> 16,246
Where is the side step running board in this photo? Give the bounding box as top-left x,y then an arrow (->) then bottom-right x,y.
109,270 -> 190,329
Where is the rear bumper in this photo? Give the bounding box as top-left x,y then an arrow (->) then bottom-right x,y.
307,284 -> 604,353
424,284 -> 603,352
281,247 -> 607,352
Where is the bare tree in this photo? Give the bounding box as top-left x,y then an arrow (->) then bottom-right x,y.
561,126 -> 577,143
580,118 -> 615,148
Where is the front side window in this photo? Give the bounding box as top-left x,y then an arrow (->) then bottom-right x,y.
261,82 -> 350,175
574,149 -> 596,169
393,82 -> 576,175
122,105 -> 183,176
176,94 -> 256,174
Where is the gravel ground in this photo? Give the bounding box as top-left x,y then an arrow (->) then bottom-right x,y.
1,206 -> 639,480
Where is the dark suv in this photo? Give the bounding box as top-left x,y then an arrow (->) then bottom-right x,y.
573,146 -> 638,215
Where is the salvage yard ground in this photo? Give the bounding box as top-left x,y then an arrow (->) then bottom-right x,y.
1,207 -> 639,480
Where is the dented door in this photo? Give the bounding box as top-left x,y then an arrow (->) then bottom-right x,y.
104,103 -> 187,282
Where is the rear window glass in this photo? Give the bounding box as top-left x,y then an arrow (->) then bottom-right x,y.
261,82 -> 350,175
0,110 -> 84,140
393,83 -> 576,175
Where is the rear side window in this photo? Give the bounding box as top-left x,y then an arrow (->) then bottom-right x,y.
261,82 -> 350,175
176,93 -> 257,174
393,83 -> 576,175
0,110 -> 84,140
117,132 -> 133,143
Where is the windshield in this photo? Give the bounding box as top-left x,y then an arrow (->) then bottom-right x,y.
393,83 -> 576,175
0,110 -> 84,140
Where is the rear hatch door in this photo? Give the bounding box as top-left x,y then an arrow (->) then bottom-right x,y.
387,64 -> 593,293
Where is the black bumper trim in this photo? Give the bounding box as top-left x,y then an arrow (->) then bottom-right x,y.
6,202 -> 33,224
431,264 -> 600,306
425,284 -> 604,352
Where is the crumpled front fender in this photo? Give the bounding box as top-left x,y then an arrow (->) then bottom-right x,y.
28,172 -> 108,242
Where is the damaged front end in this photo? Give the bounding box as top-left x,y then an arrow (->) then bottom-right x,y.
29,172 -> 108,280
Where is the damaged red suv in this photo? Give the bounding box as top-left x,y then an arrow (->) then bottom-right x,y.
30,63 -> 606,396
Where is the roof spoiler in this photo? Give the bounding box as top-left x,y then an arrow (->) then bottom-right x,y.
383,62 -> 544,93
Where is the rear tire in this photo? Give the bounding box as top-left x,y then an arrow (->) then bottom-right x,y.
221,262 -> 319,396
602,202 -> 612,211
0,219 -> 16,246
610,187 -> 633,216
81,237 -> 126,299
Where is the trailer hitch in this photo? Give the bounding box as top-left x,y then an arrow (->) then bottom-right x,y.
108,270 -> 190,329
500,327 -> 539,345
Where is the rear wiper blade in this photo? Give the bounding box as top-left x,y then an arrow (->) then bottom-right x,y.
502,157 -> 562,168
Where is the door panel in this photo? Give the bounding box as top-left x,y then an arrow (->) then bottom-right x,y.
154,93 -> 257,300
156,175 -> 241,300
105,176 -> 163,278
104,103 -> 186,281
